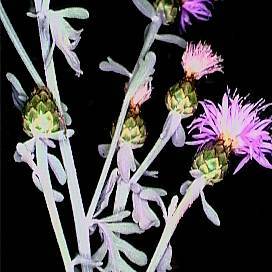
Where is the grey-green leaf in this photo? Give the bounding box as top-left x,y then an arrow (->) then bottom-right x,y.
92,242 -> 108,263
200,191 -> 220,226
107,222 -> 144,235
48,154 -> 67,185
99,57 -> 131,77
156,34 -> 187,48
128,51 -> 156,96
56,7 -> 89,19
112,233 -> 148,266
131,0 -> 156,19
99,211 -> 131,223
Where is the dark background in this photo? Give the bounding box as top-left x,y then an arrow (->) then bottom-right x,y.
1,0 -> 272,271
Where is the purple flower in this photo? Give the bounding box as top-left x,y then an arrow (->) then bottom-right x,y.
180,0 -> 213,32
182,41 -> 223,80
188,90 -> 272,173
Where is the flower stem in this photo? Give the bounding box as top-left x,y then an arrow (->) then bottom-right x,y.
59,140 -> 92,272
146,177 -> 207,272
33,1 -> 92,271
36,138 -> 72,272
87,16 -> 162,221
0,1 -> 44,86
1,2 -> 72,270
130,136 -> 169,184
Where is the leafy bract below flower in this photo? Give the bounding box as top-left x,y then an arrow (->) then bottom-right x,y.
47,8 -> 89,76
180,0 -> 212,32
182,41 -> 223,80
188,90 -> 272,173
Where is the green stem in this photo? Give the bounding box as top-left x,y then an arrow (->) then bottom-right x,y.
36,138 -> 71,272
33,1 -> 92,271
146,178 -> 207,272
130,136 -> 169,185
87,16 -> 162,221
0,1 -> 44,86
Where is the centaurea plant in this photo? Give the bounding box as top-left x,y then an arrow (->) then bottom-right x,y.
2,1 -> 271,272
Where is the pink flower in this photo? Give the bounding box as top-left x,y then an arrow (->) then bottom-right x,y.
188,90 -> 272,173
182,41 -> 223,80
130,81 -> 152,112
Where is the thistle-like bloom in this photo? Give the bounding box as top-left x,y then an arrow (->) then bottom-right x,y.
130,81 -> 152,111
180,0 -> 212,32
188,90 -> 272,173
182,41 -> 223,80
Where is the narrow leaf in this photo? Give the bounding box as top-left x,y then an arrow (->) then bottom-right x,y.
131,0 -> 156,19
92,242 -> 108,263
179,180 -> 192,195
167,195 -> 179,218
156,34 -> 187,48
112,233 -> 148,266
99,57 -> 131,77
200,191 -> 220,226
107,222 -> 144,235
100,211 -> 131,223
128,51 -> 156,96
157,244 -> 172,272
48,154 -> 67,185
171,123 -> 186,147
56,7 -> 89,19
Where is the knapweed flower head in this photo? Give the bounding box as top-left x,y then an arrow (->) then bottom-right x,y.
182,41 -> 223,81
189,90 -> 272,174
113,111 -> 147,148
23,87 -> 61,137
180,0 -> 212,32
154,0 -> 179,24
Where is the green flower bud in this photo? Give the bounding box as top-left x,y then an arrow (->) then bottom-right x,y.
113,112 -> 147,147
154,0 -> 179,24
23,87 -> 60,137
192,141 -> 230,184
165,80 -> 198,115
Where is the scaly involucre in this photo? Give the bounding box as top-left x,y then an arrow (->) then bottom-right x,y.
188,90 -> 272,173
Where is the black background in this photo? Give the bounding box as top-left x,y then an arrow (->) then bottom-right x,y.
1,0 -> 272,271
